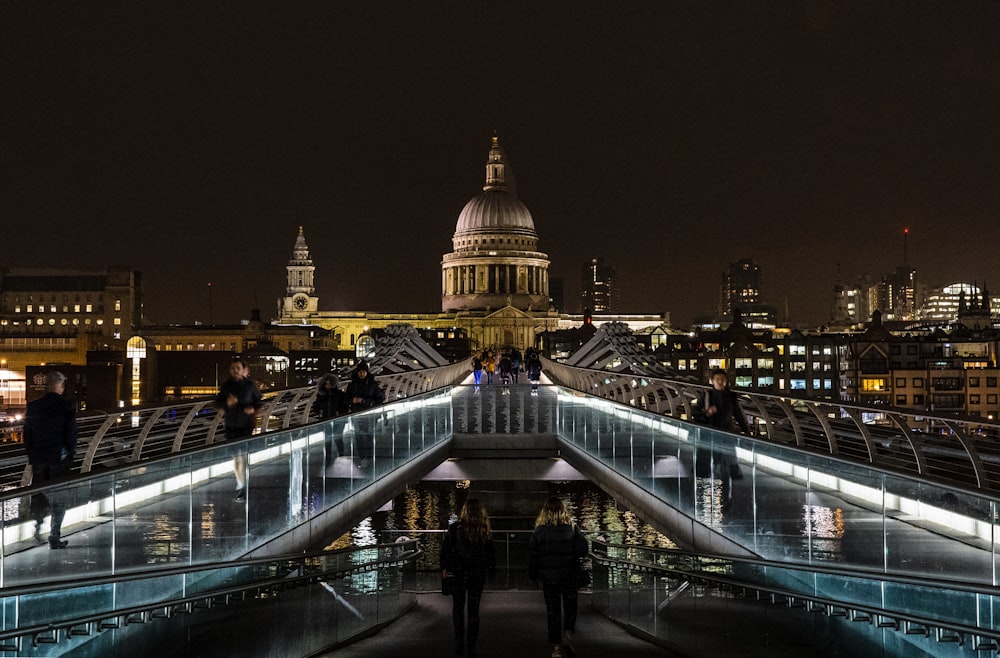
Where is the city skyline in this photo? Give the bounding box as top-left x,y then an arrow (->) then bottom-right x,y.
2,4 -> 999,327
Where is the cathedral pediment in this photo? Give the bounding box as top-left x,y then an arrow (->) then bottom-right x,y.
485,305 -> 534,320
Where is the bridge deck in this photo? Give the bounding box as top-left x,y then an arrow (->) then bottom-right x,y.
320,590 -> 681,657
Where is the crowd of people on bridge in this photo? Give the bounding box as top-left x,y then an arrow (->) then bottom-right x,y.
471,346 -> 543,393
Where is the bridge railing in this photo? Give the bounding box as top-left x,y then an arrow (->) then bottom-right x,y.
5,361 -> 470,491
543,359 -> 1000,493
592,540 -> 1000,656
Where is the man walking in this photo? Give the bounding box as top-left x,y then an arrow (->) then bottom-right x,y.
24,371 -> 77,549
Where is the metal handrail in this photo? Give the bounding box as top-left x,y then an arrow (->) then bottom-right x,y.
0,541 -> 421,652
5,361 -> 470,492
544,359 -> 1000,493
594,541 -> 1000,651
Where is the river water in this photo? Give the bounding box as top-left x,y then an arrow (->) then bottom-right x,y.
325,478 -> 677,589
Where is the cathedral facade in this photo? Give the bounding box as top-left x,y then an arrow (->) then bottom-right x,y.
276,136 -> 663,354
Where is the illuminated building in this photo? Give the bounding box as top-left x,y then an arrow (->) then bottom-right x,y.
581,258 -> 618,313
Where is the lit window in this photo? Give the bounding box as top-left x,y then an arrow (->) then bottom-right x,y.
790,379 -> 806,390
115,299 -> 121,311
86,304 -> 93,313
113,318 -> 121,326
48,319 -> 55,326
26,305 -> 32,313
96,319 -> 104,325
14,306 -> 20,313
74,305 -> 80,312
60,319 -> 68,326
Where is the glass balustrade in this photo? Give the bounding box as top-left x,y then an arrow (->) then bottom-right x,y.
0,389 -> 453,588
553,387 -> 1000,587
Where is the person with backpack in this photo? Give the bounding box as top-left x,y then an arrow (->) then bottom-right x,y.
441,499 -> 496,657
526,350 -> 543,394
510,348 -> 523,383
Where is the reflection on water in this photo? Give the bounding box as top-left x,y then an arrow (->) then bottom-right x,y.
330,479 -> 679,559
143,512 -> 183,563
802,504 -> 845,561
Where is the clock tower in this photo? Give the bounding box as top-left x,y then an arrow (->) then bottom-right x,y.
278,226 -> 319,320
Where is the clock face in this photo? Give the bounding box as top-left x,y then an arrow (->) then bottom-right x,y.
293,296 -> 308,310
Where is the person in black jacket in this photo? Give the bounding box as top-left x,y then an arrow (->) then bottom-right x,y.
701,369 -> 748,510
440,499 -> 495,657
704,369 -> 750,435
315,373 -> 347,466
528,496 -> 588,658
343,360 -> 385,468
214,358 -> 262,501
23,371 -> 77,549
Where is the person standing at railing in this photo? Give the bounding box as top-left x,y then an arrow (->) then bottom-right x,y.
441,498 -> 495,658
23,371 -> 77,549
315,373 -> 348,466
344,360 -> 385,469
215,358 -> 262,502
528,496 -> 588,658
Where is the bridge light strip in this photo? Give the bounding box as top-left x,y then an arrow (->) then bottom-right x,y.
746,448 -> 991,543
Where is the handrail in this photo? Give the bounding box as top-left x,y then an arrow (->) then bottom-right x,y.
595,541 -> 1000,598
0,541 -> 421,652
4,361 -> 470,492
594,541 -> 1000,650
544,358 -> 1000,493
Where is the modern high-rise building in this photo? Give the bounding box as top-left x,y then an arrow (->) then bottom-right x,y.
719,258 -> 776,327
581,258 -> 617,313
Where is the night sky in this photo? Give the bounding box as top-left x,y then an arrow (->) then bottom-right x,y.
3,3 -> 999,327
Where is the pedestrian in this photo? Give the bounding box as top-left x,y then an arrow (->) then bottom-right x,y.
440,498 -> 495,657
315,373 -> 347,465
510,347 -> 522,383
528,496 -> 588,658
703,369 -> 751,435
23,371 -> 77,549
344,360 -> 385,468
700,369 -> 749,509
470,353 -> 484,390
483,350 -> 496,385
214,357 -> 262,502
526,350 -> 543,394
498,352 -> 513,392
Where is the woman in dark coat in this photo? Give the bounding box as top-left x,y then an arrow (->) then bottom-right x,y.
528,496 -> 588,658
441,499 -> 495,657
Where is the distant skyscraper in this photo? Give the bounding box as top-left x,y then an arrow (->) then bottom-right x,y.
719,258 -> 776,328
548,277 -> 564,313
720,258 -> 761,318
581,258 -> 617,313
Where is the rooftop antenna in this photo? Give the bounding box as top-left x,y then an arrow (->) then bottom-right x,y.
903,227 -> 910,268
207,282 -> 214,325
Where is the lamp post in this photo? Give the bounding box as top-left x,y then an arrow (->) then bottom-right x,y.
0,358 -> 6,410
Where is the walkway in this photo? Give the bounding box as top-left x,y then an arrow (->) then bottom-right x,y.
321,591 -> 680,658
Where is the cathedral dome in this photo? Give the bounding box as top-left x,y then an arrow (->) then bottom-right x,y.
455,190 -> 535,234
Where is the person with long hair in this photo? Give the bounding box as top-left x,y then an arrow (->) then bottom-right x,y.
440,498 -> 495,657
528,496 -> 588,658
